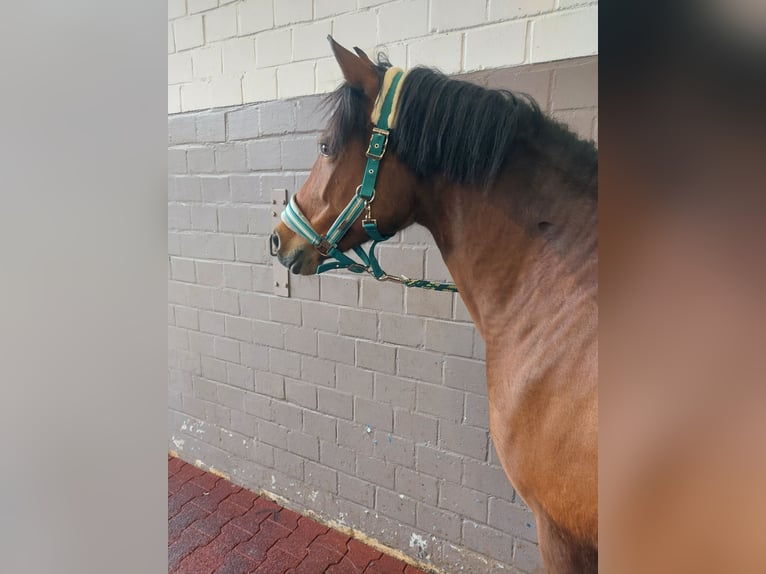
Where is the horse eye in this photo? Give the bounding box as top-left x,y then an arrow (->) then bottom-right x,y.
319,142 -> 330,157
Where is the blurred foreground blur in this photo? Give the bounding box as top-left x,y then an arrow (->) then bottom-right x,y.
600,1 -> 766,572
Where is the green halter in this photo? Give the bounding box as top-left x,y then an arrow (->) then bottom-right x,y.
281,68 -> 458,293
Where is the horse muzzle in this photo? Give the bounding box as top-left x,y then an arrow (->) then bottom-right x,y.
271,222 -> 320,275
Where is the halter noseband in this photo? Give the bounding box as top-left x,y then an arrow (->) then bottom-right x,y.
280,68 -> 458,293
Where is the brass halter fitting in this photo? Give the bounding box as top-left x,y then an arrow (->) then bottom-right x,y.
361,188 -> 376,226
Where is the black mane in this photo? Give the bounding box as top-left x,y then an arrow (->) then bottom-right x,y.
322,57 -> 597,194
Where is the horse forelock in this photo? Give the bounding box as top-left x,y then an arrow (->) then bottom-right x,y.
320,54 -> 391,156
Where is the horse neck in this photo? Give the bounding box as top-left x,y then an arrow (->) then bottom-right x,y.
415,151 -> 598,349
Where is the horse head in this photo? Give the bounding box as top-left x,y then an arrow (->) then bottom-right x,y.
271,37 -> 419,276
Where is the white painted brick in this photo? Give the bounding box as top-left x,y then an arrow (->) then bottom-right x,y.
332,10 -> 377,53
275,0 -> 312,26
238,0 -> 274,36
293,21 -> 333,62
222,37 -> 256,73
204,4 -> 237,42
191,205 -> 218,231
425,248 -> 453,281
171,258 -> 196,282
377,246 -> 424,282
489,0 -> 555,21
189,0 -> 217,14
464,20 -> 526,71
256,28 -> 292,67
168,85 -> 181,114
431,0 -> 486,32
278,61 -> 315,99
169,0 -> 186,20
174,15 -> 205,51
373,41 -> 404,67
315,57 -> 345,93
531,7 -> 597,63
181,81 -> 212,111
192,46 -> 222,78
182,233 -> 235,260
400,223 -> 435,245
315,0 -> 355,19
551,109 -> 596,141
169,0 -> 597,104
211,76 -> 242,107
408,33 -> 462,74
168,204 -> 191,229
379,0 -> 429,44
169,52 -> 193,84
242,67 -> 277,103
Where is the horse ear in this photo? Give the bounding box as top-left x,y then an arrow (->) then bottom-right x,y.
327,36 -> 379,101
353,46 -> 372,63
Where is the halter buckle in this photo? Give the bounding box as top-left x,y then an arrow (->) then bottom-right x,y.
315,237 -> 334,256
366,128 -> 389,160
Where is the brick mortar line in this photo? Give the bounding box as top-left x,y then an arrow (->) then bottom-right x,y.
171,319 -> 480,356
171,405 -> 493,452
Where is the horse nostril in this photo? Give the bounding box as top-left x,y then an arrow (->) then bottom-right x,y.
269,233 -> 280,256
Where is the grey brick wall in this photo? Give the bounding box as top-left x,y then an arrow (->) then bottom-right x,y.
169,56 -> 597,574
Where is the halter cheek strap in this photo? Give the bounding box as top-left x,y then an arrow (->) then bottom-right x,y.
280,67 -> 458,293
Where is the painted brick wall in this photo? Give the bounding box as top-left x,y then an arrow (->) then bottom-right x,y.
168,0 -> 598,112
168,56 -> 597,573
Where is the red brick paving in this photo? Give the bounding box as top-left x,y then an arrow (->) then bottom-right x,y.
364,555 -> 408,573
170,482 -> 207,518
345,539 -> 383,571
313,530 -> 352,556
286,544 -> 344,574
170,503 -> 211,544
169,455 -> 428,574
214,551 -> 258,574
236,519 -> 293,563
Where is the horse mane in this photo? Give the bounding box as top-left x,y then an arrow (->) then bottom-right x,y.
322,55 -> 597,195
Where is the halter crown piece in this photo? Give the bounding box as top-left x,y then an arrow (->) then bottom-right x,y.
280,67 -> 458,292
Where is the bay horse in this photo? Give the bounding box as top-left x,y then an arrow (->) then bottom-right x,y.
272,37 -> 598,573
